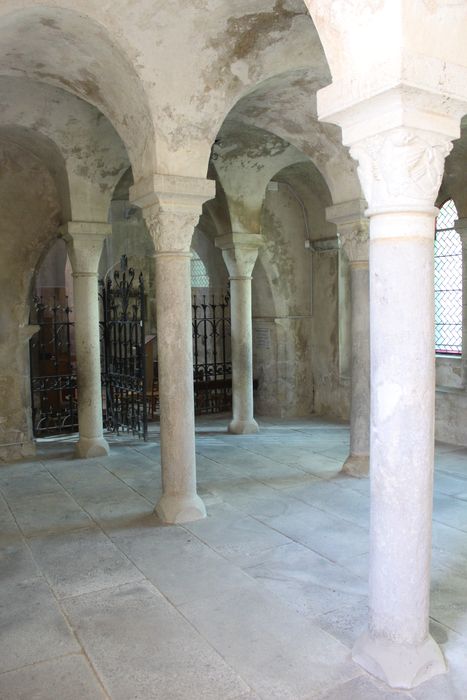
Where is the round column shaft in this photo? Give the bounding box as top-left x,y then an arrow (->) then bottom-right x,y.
229,273 -> 257,434
352,210 -> 444,686
62,222 -> 110,459
328,203 -> 370,477
72,271 -> 109,457
345,259 -> 370,475
154,251 -> 205,523
216,233 -> 263,435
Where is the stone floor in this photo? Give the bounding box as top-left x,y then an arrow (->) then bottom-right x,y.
1,415 -> 467,699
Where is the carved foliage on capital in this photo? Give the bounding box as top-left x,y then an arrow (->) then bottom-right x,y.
143,202 -> 202,253
350,128 -> 452,209
339,223 -> 369,264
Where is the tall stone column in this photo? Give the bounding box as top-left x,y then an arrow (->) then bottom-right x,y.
61,222 -> 110,458
328,200 -> 370,477
454,219 -> 467,385
131,174 -> 215,524
350,125 -> 455,688
215,233 -> 263,434
318,85 -> 467,688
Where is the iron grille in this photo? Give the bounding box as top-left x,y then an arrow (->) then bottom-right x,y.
29,295 -> 78,436
434,199 -> 462,355
192,291 -> 232,414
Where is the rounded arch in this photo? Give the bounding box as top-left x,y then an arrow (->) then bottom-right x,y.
208,67 -> 361,206
0,5 -> 155,180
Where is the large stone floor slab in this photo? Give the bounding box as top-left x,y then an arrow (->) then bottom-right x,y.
0,415 -> 466,698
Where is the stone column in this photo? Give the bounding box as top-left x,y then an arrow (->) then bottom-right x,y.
61,222 -> 110,458
318,85 -> 467,688
131,174 -> 215,524
351,127 -> 456,688
454,218 -> 467,386
327,200 -> 370,477
215,233 -> 263,434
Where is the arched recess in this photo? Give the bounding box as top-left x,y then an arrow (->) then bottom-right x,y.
0,130 -> 66,461
253,157 -> 349,419
0,5 -> 155,181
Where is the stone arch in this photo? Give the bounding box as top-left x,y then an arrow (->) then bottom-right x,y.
0,4 -> 155,180
209,66 -> 361,212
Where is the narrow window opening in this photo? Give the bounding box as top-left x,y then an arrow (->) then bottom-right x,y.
434,199 -> 462,355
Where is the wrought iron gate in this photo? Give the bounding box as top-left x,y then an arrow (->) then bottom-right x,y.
100,256 -> 147,439
30,296 -> 78,436
30,266 -> 228,437
192,291 -> 232,414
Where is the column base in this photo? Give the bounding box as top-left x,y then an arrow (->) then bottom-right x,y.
341,453 -> 369,477
155,493 -> 207,524
228,418 -> 259,435
74,436 -> 110,459
352,630 -> 446,689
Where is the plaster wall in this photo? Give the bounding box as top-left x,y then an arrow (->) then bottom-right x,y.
435,355 -> 467,447
0,140 -> 61,461
252,183 -> 313,417
311,246 -> 350,420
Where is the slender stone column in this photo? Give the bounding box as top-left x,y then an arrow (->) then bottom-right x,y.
61,222 -> 110,458
454,219 -> 467,386
131,173 -> 215,524
318,85 -> 467,688
328,200 -> 370,476
215,233 -> 263,434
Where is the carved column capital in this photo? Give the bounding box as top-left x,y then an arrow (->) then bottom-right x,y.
215,232 -> 264,278
318,85 -> 467,218
350,128 -> 452,214
327,199 -> 369,264
130,173 -> 216,253
60,221 -> 111,275
339,225 -> 369,266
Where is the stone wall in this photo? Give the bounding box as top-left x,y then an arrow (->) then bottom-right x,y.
0,140 -> 60,461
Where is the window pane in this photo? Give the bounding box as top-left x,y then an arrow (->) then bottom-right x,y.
434,200 -> 462,355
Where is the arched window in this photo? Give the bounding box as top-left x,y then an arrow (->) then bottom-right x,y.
434,199 -> 462,355
190,250 -> 210,288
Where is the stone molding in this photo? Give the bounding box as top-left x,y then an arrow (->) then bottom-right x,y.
130,173 -> 216,253
60,221 -> 111,274
215,232 -> 264,278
